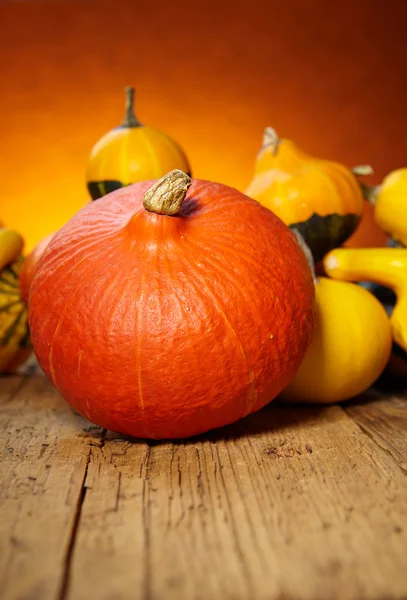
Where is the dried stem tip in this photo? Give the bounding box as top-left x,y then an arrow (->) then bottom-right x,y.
351,165 -> 374,177
263,127 -> 280,156
143,170 -> 192,216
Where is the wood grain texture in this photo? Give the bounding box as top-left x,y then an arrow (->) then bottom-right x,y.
1,375 -> 407,600
345,388 -> 407,474
0,376 -> 97,600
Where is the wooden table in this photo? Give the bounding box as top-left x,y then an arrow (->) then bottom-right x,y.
1,374 -> 407,600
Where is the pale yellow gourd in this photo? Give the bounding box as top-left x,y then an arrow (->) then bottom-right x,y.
281,234 -> 392,404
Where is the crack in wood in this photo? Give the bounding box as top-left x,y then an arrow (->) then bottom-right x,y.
58,429 -> 107,600
141,445 -> 152,600
166,444 -> 175,532
174,450 -> 187,529
58,456 -> 89,600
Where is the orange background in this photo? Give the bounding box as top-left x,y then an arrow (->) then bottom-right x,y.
1,0 -> 407,250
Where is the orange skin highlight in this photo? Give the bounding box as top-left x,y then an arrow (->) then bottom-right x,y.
28,179 -> 315,439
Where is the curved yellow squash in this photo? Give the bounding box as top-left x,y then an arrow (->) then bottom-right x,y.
324,246 -> 407,354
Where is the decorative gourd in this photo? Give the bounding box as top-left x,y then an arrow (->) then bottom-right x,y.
86,87 -> 191,200
28,170 -> 315,439
0,260 -> 31,374
0,227 -> 24,272
324,247 -> 407,353
281,234 -> 391,403
363,168 -> 407,246
19,233 -> 54,303
245,128 -> 365,261
0,226 -> 31,373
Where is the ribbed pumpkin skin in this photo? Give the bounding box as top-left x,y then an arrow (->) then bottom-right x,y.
29,180 -> 315,439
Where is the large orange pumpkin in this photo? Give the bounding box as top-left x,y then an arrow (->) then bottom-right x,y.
28,171 -> 315,439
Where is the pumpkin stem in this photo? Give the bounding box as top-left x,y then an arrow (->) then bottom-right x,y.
351,165 -> 380,205
351,164 -> 374,177
122,86 -> 141,128
291,228 -> 318,284
143,170 -> 192,216
262,127 -> 280,156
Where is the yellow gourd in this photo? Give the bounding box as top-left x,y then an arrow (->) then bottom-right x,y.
86,87 -> 191,200
365,168 -> 407,246
245,127 -> 366,261
281,234 -> 392,404
324,247 -> 407,353
0,227 -> 24,272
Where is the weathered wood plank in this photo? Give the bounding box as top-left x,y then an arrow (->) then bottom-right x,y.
0,375 -> 101,600
65,433 -> 148,600
66,402 -> 407,600
2,376 -> 407,600
345,389 -> 407,473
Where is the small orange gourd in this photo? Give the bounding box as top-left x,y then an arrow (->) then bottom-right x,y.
245,128 -> 366,261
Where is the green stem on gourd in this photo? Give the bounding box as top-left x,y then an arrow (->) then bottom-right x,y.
359,182 -> 381,205
262,127 -> 280,156
122,86 -> 141,128
351,165 -> 380,205
143,170 -> 192,216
